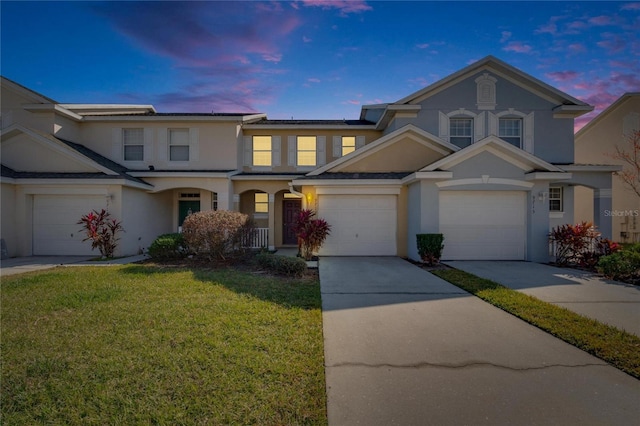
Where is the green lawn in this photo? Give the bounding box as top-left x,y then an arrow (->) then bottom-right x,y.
433,268 -> 640,379
1,265 -> 327,425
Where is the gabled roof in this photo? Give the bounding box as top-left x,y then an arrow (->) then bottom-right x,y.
575,92 -> 640,139
309,124 -> 458,176
0,125 -> 151,187
422,135 -> 564,173
396,56 -> 592,112
1,76 -> 57,104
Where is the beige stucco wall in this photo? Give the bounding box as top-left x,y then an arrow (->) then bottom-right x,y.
575,96 -> 640,242
339,137 -> 445,173
120,187 -> 173,254
2,133 -> 98,173
1,182 -> 17,257
1,84 -> 55,133
79,120 -> 241,171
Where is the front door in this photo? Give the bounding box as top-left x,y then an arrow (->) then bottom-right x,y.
179,200 -> 200,227
283,199 -> 301,245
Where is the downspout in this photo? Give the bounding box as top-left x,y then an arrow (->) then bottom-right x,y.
288,182 -> 308,209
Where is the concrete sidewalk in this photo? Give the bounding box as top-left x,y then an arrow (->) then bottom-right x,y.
1,255 -> 148,277
447,261 -> 640,337
320,257 -> 640,425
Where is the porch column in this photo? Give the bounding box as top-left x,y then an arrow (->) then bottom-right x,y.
268,193 -> 276,251
594,188 -> 613,239
232,194 -> 240,212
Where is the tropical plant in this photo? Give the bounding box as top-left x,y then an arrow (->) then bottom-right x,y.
77,209 -> 124,258
293,209 -> 331,261
549,221 -> 620,268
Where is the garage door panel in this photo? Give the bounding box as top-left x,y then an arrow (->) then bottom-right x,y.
319,194 -> 396,256
440,191 -> 525,260
33,195 -> 107,256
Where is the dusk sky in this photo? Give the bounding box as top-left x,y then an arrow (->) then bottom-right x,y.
2,1 -> 639,130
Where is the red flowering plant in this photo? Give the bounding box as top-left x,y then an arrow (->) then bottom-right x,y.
292,209 -> 331,260
549,221 -> 620,269
77,209 -> 124,258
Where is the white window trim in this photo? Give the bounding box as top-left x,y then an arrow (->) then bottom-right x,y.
289,135 -> 326,170
244,135 -> 281,170
475,73 -> 497,110
489,109 -> 534,153
122,128 -> 144,162
439,109 -> 485,144
549,186 -> 563,212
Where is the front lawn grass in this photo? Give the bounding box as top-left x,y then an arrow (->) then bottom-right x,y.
1,265 -> 327,425
433,268 -> 640,379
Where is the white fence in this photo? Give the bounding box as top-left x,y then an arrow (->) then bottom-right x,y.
245,228 -> 269,249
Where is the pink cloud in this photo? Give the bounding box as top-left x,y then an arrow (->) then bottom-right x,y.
568,43 -> 587,53
299,0 -> 372,15
545,71 -> 580,82
588,15 -> 615,26
621,3 -> 640,10
597,32 -> 627,53
307,78 -> 321,83
416,43 -> 430,49
499,31 -> 512,43
502,41 -> 533,54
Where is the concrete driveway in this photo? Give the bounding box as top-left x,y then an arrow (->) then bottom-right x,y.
447,261 -> 640,337
320,257 -> 640,426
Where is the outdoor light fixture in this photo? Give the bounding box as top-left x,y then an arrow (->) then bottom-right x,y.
306,193 -> 313,203
538,191 -> 548,201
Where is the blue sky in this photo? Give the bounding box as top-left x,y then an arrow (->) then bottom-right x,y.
2,1 -> 639,129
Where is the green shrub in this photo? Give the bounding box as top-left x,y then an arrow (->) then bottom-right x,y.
256,252 -> 307,278
416,234 -> 444,265
148,233 -> 185,259
182,211 -> 255,261
597,250 -> 640,281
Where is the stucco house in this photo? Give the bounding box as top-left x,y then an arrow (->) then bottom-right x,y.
574,93 -> 640,242
1,56 -> 618,262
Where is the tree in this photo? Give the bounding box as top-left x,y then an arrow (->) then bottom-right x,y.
610,129 -> 640,198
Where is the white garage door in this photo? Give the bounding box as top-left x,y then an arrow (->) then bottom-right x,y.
33,195 -> 107,255
439,191 -> 526,260
318,194 -> 397,256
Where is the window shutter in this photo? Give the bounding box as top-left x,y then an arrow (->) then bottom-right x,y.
112,128 -> 122,161
272,136 -> 281,166
488,112 -> 498,136
316,136 -> 326,166
244,136 -> 252,166
438,112 -> 449,141
158,128 -> 167,161
356,136 -> 365,149
474,112 -> 485,142
143,128 -> 153,162
288,136 -> 296,166
189,128 -> 199,162
332,136 -> 341,157
523,112 -> 534,153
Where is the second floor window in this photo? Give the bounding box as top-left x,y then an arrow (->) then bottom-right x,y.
341,136 -> 356,156
449,118 -> 473,147
169,129 -> 190,161
499,118 -> 522,148
123,128 -> 143,161
297,136 -> 316,166
253,136 -> 272,166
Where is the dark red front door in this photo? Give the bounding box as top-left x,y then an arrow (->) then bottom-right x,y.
283,199 -> 301,245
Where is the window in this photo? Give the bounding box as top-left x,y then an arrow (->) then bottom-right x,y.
297,136 -> 316,166
499,118 -> 522,147
449,118 -> 473,147
549,187 -> 563,212
255,193 -> 268,213
123,128 -> 144,161
252,136 -> 272,166
212,192 -> 218,211
169,129 -> 190,161
341,136 -> 356,156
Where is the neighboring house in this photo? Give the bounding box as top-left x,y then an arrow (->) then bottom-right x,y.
1,56 -> 618,262
574,93 -> 640,242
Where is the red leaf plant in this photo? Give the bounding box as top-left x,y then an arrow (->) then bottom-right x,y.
292,209 -> 331,261
77,209 -> 124,258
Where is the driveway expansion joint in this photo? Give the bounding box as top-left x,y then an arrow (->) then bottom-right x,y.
321,291 -> 467,295
326,361 -> 609,372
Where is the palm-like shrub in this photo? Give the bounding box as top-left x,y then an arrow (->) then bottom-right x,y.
77,209 -> 124,258
293,209 -> 331,260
